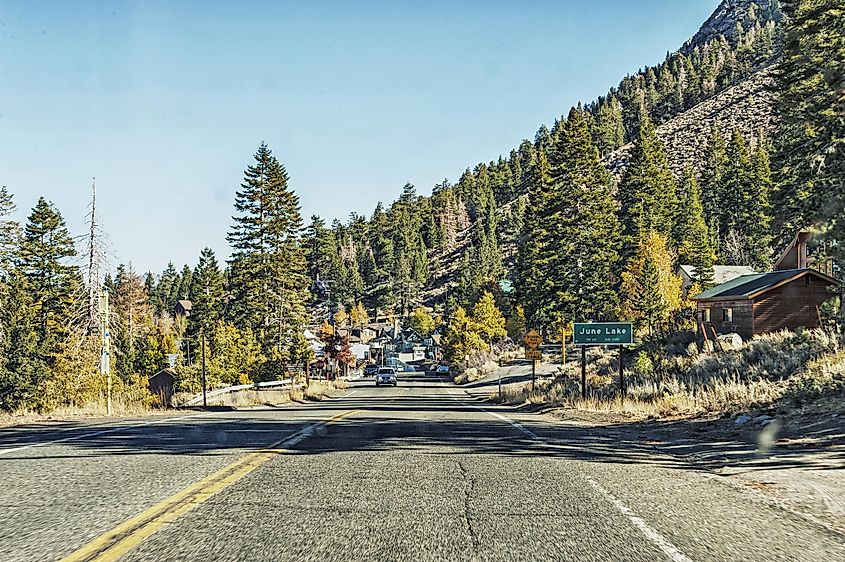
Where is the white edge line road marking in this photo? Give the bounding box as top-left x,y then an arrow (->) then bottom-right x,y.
585,476 -> 694,562
0,412 -> 216,456
440,380 -> 694,562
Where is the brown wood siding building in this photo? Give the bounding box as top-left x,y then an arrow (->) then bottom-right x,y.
752,275 -> 834,334
693,269 -> 838,340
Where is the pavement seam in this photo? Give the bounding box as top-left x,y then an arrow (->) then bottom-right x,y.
457,461 -> 480,559
440,380 -> 696,562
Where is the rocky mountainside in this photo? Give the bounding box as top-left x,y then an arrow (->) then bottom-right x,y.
418,0 -> 782,305
682,0 -> 782,52
604,66 -> 776,182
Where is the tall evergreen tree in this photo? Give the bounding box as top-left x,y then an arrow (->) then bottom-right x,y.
517,108 -> 621,325
772,0 -> 844,269
188,248 -> 225,341
700,127 -> 728,252
720,132 -> 772,268
617,109 -> 678,259
227,143 -> 310,359
675,168 -> 715,286
17,198 -> 81,362
593,95 -> 625,156
0,186 -> 19,274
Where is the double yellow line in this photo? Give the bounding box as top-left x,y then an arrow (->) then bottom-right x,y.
62,410 -> 357,562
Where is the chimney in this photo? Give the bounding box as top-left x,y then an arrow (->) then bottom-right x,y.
797,231 -> 812,269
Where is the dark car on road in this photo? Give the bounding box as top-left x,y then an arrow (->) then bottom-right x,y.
375,367 -> 398,386
363,364 -> 379,376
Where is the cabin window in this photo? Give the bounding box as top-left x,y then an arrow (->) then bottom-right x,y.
723,308 -> 733,323
702,308 -> 711,323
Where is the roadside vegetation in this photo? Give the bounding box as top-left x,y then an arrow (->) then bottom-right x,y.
1,0 -> 842,421
493,329 -> 844,420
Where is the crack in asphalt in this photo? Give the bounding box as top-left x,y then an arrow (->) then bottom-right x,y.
457,461 -> 480,559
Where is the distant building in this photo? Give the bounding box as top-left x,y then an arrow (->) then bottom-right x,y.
148,368 -> 176,406
678,265 -> 757,291
174,300 -> 192,317
692,268 -> 838,340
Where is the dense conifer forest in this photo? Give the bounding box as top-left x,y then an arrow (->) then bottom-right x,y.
1,0 -> 842,412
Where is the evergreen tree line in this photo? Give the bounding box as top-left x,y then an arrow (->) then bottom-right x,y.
305,7 -> 783,324
0,143 -> 314,412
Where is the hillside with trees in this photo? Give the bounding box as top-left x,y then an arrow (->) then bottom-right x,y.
1,0 -> 842,414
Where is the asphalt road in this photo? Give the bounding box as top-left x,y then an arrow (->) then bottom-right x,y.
1,375 -> 843,562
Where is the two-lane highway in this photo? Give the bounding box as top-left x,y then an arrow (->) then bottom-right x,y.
1,375 -> 842,561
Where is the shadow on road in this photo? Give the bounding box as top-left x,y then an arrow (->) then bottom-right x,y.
1,388 -> 841,478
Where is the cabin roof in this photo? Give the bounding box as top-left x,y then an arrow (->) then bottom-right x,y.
679,265 -> 757,284
692,268 -> 837,301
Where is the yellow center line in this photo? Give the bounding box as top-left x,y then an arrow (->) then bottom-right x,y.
61,410 -> 358,562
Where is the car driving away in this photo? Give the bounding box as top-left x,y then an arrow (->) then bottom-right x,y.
363,363 -> 379,376
375,367 -> 398,387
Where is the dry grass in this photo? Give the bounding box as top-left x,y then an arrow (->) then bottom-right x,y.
491,329 -> 844,420
453,347 -> 522,385
0,394 -> 161,427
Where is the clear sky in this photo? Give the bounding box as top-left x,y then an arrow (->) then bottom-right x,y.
0,0 -> 719,275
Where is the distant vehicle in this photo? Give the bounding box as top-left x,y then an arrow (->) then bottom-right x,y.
375,367 -> 398,386
363,364 -> 379,376
435,364 -> 450,375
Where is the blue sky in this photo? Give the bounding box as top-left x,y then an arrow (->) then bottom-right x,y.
0,0 -> 719,275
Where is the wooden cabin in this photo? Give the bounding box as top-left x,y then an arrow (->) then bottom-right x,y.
148,368 -> 177,407
174,300 -> 192,317
692,268 -> 838,340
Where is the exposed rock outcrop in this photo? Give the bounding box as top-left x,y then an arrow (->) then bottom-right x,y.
604,66 -> 776,182
682,0 -> 782,53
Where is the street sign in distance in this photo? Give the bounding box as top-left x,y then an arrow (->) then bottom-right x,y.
523,329 -> 543,349
525,349 -> 542,361
572,322 -> 634,345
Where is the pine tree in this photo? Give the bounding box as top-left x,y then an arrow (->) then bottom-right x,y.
0,270 -> 44,411
155,262 -> 178,314
720,132 -> 771,268
188,248 -> 225,341
0,186 -> 19,274
514,146 -> 553,323
517,108 -> 621,325
304,215 -> 338,284
505,305 -> 527,341
617,109 -> 678,258
17,198 -> 81,362
700,128 -> 728,252
675,168 -> 715,286
772,0 -> 844,270
177,264 -> 193,301
227,143 -> 310,360
593,95 -> 625,156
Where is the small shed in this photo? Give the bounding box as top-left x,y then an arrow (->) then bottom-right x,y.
148,368 -> 176,407
692,268 -> 838,340
174,300 -> 192,317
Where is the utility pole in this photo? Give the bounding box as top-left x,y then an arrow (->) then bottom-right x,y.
99,288 -> 111,415
201,325 -> 207,408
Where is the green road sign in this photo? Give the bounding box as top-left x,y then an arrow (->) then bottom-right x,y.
572,322 -> 633,345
